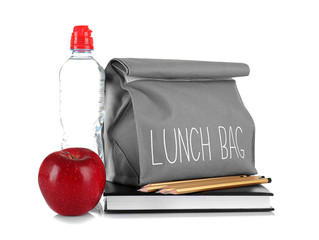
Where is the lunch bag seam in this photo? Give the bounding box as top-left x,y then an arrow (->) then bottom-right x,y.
113,140 -> 139,180
233,81 -> 256,169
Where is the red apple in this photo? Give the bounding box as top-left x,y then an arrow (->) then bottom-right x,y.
38,148 -> 106,216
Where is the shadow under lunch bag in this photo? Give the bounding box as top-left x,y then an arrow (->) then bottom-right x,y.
104,58 -> 257,186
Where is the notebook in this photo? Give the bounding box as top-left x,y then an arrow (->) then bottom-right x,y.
103,181 -> 274,213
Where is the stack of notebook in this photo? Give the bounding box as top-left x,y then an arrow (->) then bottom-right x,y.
103,177 -> 274,213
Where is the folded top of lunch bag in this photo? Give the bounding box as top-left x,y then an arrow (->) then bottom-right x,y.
111,58 -> 250,82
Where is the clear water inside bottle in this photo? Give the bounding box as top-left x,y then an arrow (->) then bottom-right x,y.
59,50 -> 105,162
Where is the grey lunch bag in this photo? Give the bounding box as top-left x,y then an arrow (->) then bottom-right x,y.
104,58 -> 257,186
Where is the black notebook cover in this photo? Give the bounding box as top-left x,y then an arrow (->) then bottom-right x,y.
103,181 -> 274,213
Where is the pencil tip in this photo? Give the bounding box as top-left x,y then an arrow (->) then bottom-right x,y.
268,178 -> 272,183
157,189 -> 166,194
138,187 -> 148,192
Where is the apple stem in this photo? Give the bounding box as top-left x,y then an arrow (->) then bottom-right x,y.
64,151 -> 74,159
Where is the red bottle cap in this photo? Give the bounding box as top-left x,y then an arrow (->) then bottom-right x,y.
70,25 -> 94,50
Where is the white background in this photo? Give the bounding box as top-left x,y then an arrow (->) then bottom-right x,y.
0,0 -> 318,239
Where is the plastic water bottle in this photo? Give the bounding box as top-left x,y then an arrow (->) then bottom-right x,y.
59,25 -> 105,162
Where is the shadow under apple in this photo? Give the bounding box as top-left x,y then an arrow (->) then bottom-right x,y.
54,213 -> 94,224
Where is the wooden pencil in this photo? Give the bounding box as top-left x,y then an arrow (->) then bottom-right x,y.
138,175 -> 247,192
158,175 -> 264,194
144,175 -> 247,187
140,175 -> 247,192
166,177 -> 271,195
